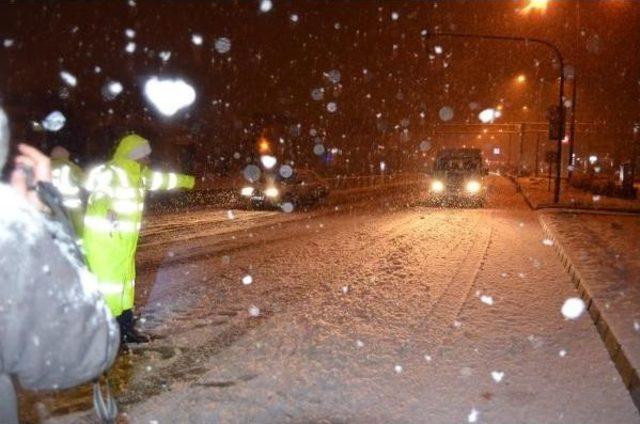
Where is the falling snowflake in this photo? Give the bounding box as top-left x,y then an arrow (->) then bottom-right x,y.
143,76 -> 196,116
259,0 -> 273,13
313,144 -> 325,156
311,88 -> 324,101
542,238 -> 554,246
561,297 -> 586,320
227,210 -> 236,220
279,164 -> 293,178
394,364 -> 403,374
468,408 -> 479,423
3,38 -> 15,48
356,339 -> 364,348
191,33 -> 203,45
214,37 -> 232,54
281,202 -> 294,213
491,371 -> 504,383
424,354 -> 432,362
326,102 -> 338,113
434,45 -> 443,54
633,320 -> 640,332
438,106 -> 454,121
125,41 -> 136,53
559,349 -> 567,357
242,275 -> 253,286
453,320 -> 462,328
341,285 -> 349,294
324,69 -> 341,84
59,71 -> 77,87
158,51 -> 171,62
391,11 -> 399,20
42,111 -> 66,132
260,154 -> 277,169
480,295 -> 494,306
290,13 -> 299,22
125,28 -> 135,38
478,108 -> 501,124
243,164 -> 261,182
248,305 -> 260,317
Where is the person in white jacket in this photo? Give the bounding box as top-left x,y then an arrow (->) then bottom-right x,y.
0,107 -> 120,424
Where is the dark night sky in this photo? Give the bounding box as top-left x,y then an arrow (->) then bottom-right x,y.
0,0 -> 638,172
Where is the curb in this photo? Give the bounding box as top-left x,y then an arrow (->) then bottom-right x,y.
537,213 -> 640,412
511,177 -> 640,216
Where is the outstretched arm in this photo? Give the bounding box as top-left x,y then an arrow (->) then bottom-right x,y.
143,168 -> 195,191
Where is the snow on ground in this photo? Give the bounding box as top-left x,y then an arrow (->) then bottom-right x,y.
541,211 -> 640,392
27,177 -> 639,423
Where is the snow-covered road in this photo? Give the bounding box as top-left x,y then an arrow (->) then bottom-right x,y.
42,176 -> 639,423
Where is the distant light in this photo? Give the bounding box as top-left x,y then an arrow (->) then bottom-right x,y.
143,76 -> 196,117
42,111 -> 66,132
191,33 -> 203,46
588,155 -> 598,164
125,41 -> 136,53
59,71 -> 77,87
259,0 -> 273,13
260,155 -> 277,169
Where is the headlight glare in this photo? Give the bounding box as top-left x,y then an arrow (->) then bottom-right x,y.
466,180 -> 481,193
431,180 -> 444,193
265,187 -> 280,198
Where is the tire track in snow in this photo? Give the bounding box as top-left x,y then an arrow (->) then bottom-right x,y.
414,210 -> 494,353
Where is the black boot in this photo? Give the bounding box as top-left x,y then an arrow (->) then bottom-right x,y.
117,309 -> 150,344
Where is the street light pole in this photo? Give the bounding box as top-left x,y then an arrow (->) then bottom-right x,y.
426,31 -> 566,203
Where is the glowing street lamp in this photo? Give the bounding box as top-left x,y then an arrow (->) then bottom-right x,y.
521,0 -> 549,14
258,136 -> 271,154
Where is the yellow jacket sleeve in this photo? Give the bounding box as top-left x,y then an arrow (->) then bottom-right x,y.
142,168 -> 195,191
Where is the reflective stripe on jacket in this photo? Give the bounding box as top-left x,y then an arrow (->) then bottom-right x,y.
51,157 -> 86,237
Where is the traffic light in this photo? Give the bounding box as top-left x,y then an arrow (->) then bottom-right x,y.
546,105 -> 565,141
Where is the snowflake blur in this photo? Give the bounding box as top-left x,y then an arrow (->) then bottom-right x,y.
143,77 -> 196,117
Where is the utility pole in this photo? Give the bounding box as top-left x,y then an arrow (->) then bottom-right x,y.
519,123 -> 525,175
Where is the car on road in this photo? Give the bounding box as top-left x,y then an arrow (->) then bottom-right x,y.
240,169 -> 330,210
428,148 -> 487,207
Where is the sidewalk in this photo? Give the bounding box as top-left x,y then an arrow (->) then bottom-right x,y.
538,211 -> 640,409
516,177 -> 640,213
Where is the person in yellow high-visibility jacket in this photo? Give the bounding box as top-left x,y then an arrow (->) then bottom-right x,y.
83,134 -> 195,344
50,146 -> 86,238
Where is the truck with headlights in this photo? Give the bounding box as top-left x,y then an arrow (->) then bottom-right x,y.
429,148 -> 487,207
